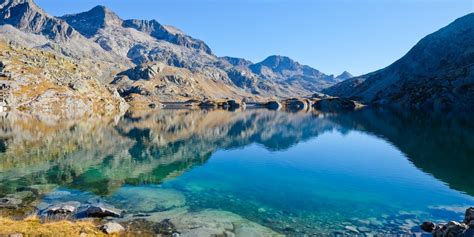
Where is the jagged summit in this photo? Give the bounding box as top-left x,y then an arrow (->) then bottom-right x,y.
256,55 -> 301,72
336,71 -> 353,80
60,5 -> 122,38
122,18 -> 212,54
0,0 -> 78,41
250,55 -> 326,79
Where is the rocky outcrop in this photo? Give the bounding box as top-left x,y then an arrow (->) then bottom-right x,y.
313,98 -> 363,112
265,101 -> 282,110
60,5 -> 122,38
282,98 -> 309,111
421,207 -> 474,237
324,13 -> 474,111
335,71 -> 353,80
100,222 -> 125,234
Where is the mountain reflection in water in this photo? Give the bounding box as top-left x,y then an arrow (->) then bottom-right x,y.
0,108 -> 473,234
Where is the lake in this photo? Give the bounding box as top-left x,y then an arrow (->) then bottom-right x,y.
0,108 -> 473,235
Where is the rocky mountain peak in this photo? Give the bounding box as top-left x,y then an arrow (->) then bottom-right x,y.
0,0 -> 79,41
336,71 -> 353,80
258,55 -> 300,71
60,5 -> 123,38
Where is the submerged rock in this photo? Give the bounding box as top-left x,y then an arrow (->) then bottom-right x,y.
124,218 -> 178,236
110,187 -> 186,213
168,209 -> 283,237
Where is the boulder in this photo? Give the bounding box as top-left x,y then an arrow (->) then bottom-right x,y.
226,100 -> 241,110
265,101 -> 282,110
465,207 -> 474,224
442,221 -> 468,237
0,197 -> 22,208
82,204 -> 123,218
100,222 -> 125,234
198,100 -> 217,108
313,98 -> 360,112
421,221 -> 436,232
41,201 -> 81,217
284,98 -> 307,111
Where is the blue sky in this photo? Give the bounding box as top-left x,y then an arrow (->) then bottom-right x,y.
36,0 -> 473,76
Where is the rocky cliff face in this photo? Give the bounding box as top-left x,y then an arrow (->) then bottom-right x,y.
122,19 -> 212,54
0,0 -> 77,41
324,13 -> 474,111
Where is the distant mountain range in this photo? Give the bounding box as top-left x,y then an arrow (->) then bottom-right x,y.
0,0 -> 351,109
324,13 -> 474,111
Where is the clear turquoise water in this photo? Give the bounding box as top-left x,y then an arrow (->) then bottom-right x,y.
0,108 -> 473,234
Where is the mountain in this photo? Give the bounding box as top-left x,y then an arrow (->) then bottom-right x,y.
0,0 -> 121,62
324,13 -> 474,111
249,55 -> 341,92
335,71 -> 353,80
0,0 -> 349,115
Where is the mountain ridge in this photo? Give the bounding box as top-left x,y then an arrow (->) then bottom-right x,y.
324,13 -> 474,111
0,0 -> 353,115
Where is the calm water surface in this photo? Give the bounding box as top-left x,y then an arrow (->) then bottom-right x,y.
0,108 -> 473,235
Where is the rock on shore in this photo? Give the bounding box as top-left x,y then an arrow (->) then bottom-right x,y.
421,207 -> 474,237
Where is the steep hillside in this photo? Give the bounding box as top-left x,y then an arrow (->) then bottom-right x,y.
0,40 -> 128,119
324,13 -> 474,111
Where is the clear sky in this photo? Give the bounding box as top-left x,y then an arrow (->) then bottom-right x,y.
36,0 -> 473,76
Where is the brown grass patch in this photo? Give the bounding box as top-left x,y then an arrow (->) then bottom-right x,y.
0,216 -> 108,236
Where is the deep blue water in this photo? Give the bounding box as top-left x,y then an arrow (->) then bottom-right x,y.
0,108 -> 473,235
